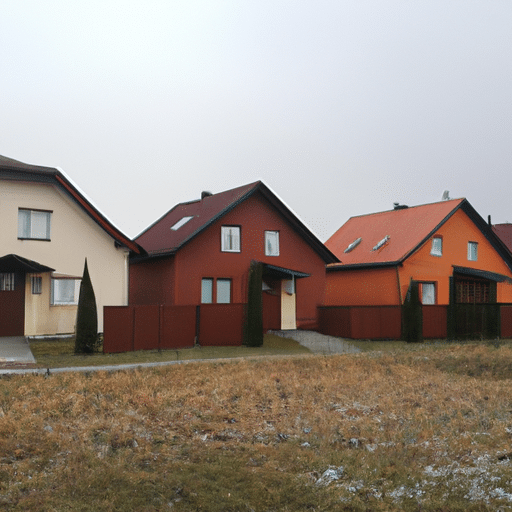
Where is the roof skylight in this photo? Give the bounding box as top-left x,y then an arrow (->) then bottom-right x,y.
170,216 -> 194,231
372,235 -> 390,251
344,237 -> 362,253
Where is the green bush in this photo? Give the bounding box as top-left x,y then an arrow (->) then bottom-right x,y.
75,258 -> 99,354
402,279 -> 423,343
244,260 -> 263,347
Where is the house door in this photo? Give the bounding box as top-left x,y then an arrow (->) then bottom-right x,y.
281,278 -> 296,330
0,272 -> 25,336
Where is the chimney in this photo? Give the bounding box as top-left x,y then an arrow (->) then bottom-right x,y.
201,191 -> 212,200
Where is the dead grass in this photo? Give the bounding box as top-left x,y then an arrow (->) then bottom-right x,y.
2,342 -> 512,510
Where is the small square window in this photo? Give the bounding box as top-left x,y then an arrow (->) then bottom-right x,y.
468,242 -> 478,261
0,273 -> 15,291
31,276 -> 42,294
431,237 -> 442,257
18,209 -> 51,240
265,231 -> 280,256
221,226 -> 240,252
216,279 -> 232,304
201,278 -> 213,304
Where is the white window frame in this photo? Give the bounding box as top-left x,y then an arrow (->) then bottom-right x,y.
265,231 -> 280,257
201,278 -> 213,304
221,226 -> 241,253
18,209 -> 52,240
0,273 -> 15,291
216,278 -> 232,304
421,282 -> 436,305
51,278 -> 80,305
31,275 -> 42,294
430,237 -> 443,257
468,241 -> 478,261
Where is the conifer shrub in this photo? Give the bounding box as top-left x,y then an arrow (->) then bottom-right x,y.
75,258 -> 99,354
244,260 -> 263,347
402,279 -> 423,342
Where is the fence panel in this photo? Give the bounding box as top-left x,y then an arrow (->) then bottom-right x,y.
350,307 -> 401,339
103,306 -> 134,353
134,305 -> 160,351
199,304 -> 244,346
161,305 -> 196,349
422,305 -> 448,339
317,307 -> 351,338
501,305 -> 512,338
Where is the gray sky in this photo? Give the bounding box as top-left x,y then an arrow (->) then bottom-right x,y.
2,1 -> 512,241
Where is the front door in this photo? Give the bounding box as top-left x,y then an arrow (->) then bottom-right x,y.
0,272 -> 25,336
281,278 -> 296,330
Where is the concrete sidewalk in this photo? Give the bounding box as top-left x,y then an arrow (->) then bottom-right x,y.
269,330 -> 361,355
0,336 -> 37,365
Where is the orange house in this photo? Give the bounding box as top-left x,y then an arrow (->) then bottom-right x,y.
322,199 -> 512,339
130,181 -> 338,335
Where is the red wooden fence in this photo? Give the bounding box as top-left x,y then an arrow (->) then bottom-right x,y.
103,304 -> 244,353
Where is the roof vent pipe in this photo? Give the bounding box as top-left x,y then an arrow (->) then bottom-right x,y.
488,215 -> 492,226
393,203 -> 408,210
201,191 -> 213,200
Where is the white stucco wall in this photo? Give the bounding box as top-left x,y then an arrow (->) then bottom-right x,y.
0,179 -> 130,335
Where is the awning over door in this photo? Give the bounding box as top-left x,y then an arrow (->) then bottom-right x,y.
261,263 -> 310,280
0,254 -> 55,273
453,265 -> 512,284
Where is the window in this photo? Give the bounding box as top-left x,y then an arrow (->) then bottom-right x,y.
265,231 -> 279,256
0,273 -> 15,291
221,226 -> 240,252
216,279 -> 232,303
31,276 -> 42,294
202,277 -> 231,303
468,242 -> 478,261
201,278 -> 213,304
51,278 -> 80,305
18,209 -> 51,240
421,283 -> 436,304
431,237 -> 442,257
170,216 -> 193,231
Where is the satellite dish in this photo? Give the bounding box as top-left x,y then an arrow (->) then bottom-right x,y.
442,190 -> 450,201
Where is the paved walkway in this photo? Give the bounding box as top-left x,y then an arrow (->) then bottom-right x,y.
0,330 -> 359,375
269,330 -> 361,355
0,336 -> 36,365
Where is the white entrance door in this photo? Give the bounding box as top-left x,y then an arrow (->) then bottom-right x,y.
280,278 -> 296,330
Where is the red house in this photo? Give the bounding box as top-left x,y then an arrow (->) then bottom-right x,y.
128,181 -> 338,345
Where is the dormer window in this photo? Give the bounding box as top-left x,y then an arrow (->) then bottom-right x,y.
221,226 -> 240,252
431,237 -> 443,257
344,237 -> 362,253
170,216 -> 193,231
372,236 -> 390,251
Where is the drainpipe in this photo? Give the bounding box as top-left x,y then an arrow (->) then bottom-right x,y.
395,265 -> 403,304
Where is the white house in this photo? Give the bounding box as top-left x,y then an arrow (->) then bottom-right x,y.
0,155 -> 140,337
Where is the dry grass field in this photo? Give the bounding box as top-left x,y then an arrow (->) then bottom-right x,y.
1,340 -> 512,511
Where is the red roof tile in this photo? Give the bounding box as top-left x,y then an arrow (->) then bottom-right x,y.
493,224 -> 512,253
326,199 -> 465,266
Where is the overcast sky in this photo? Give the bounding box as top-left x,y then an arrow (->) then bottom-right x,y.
2,1 -> 512,241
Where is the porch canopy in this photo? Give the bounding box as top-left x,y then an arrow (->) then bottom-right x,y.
453,265 -> 512,284
261,263 -> 310,280
0,254 -> 55,273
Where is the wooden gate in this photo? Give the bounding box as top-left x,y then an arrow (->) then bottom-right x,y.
0,272 -> 25,336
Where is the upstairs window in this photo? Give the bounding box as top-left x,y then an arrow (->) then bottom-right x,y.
18,209 -> 51,240
221,226 -> 240,252
431,237 -> 443,257
0,273 -> 15,291
51,278 -> 80,305
265,231 -> 279,256
468,241 -> 478,261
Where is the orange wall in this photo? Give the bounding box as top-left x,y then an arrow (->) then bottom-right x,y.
325,208 -> 512,306
325,267 -> 400,306
131,192 -> 328,327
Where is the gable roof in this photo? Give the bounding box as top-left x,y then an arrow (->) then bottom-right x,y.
326,198 -> 512,271
134,180 -> 338,263
493,224 -> 512,253
0,155 -> 141,253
